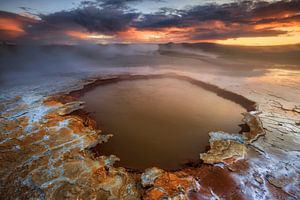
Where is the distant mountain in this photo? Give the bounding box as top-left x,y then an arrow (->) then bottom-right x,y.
158,42 -> 300,65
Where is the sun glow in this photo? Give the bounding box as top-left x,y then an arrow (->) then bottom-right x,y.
118,27 -> 193,43
65,30 -> 114,41
217,26 -> 300,46
87,34 -> 114,39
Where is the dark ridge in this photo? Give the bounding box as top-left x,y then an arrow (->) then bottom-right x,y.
159,43 -> 300,65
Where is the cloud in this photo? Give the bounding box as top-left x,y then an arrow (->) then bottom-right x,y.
133,0 -> 300,41
135,0 -> 300,27
251,0 -> 300,20
0,0 -> 300,43
0,11 -> 35,40
191,27 -> 287,40
135,13 -> 183,29
37,6 -> 139,33
15,5 -> 139,44
80,0 -> 162,10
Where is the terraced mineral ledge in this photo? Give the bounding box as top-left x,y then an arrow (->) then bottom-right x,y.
0,73 -> 299,199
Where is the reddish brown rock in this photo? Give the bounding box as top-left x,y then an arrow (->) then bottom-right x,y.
0,96 -> 140,200
183,165 -> 245,199
200,140 -> 246,165
242,111 -> 265,143
56,101 -> 85,116
142,168 -> 200,200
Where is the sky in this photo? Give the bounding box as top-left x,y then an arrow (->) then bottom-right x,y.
0,0 -> 300,45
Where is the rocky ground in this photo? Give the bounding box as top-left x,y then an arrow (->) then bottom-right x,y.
0,46 -> 299,199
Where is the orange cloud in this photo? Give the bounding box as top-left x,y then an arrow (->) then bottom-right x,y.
0,18 -> 24,32
252,11 -> 297,21
0,18 -> 26,39
56,8 -> 300,45
0,11 -> 36,40
254,20 -> 300,30
197,20 -> 226,29
65,30 -> 88,39
65,19 -> 300,45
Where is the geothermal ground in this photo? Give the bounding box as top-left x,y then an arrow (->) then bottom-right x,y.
0,44 -> 299,199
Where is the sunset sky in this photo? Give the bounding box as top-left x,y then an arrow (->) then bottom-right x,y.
0,0 -> 300,46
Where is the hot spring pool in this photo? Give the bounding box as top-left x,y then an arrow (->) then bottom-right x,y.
79,77 -> 246,170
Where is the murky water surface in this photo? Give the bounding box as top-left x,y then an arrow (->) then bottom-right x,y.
80,78 -> 246,170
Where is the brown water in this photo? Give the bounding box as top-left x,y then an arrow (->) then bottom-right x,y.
80,77 -> 246,170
